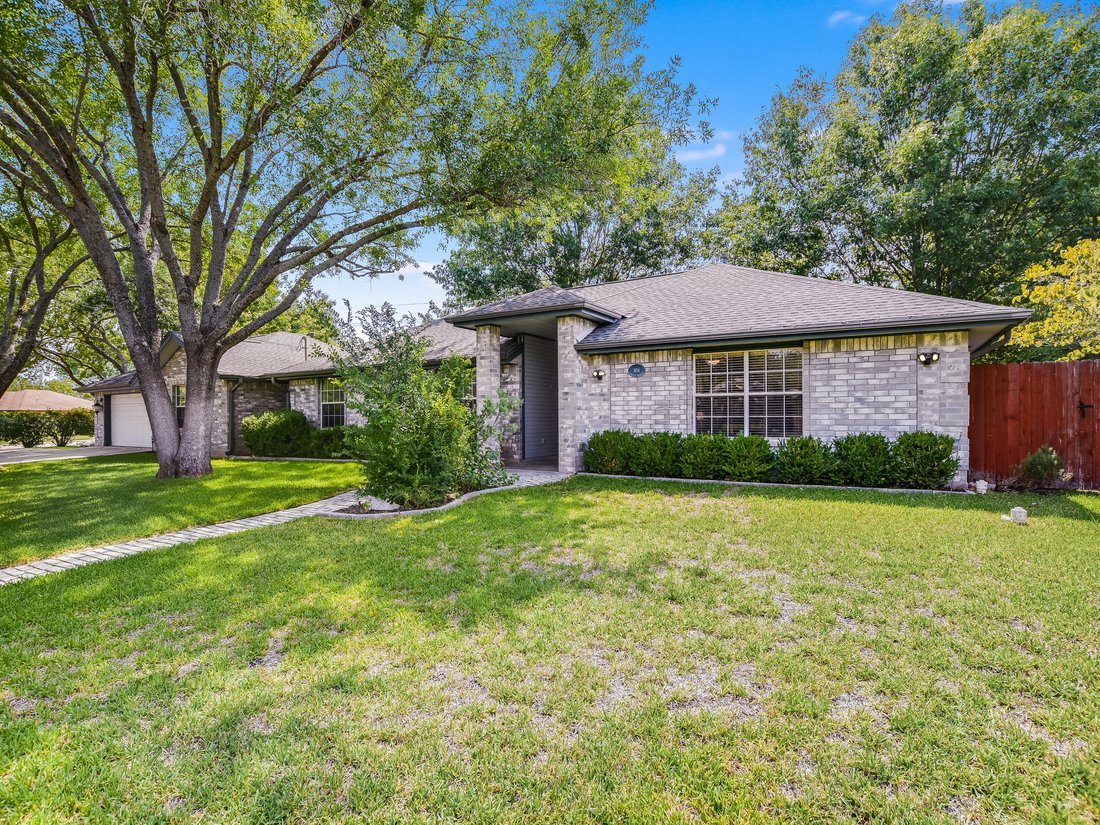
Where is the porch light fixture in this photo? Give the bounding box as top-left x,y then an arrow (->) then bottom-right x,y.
92,399 -> 104,413
917,351 -> 940,366
591,368 -> 606,381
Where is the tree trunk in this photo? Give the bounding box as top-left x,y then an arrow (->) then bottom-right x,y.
155,344 -> 219,479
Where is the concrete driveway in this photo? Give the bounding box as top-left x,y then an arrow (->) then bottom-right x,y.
0,445 -> 151,466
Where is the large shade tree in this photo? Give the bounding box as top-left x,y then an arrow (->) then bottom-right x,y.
0,169 -> 90,395
715,1 -> 1100,301
0,0 -> 691,477
432,133 -> 718,306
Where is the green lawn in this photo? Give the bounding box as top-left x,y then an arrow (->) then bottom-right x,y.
1,477 -> 1098,822
0,454 -> 360,566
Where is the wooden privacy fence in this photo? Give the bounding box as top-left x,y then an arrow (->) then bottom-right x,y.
969,361 -> 1100,489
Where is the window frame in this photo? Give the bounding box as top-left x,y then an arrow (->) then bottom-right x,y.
172,384 -> 185,428
692,347 -> 805,441
319,378 -> 346,429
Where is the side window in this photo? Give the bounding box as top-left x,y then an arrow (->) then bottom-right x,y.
320,379 -> 346,428
172,385 -> 186,428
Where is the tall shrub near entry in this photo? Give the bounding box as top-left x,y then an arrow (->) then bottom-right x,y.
339,306 -> 515,509
583,430 -> 637,475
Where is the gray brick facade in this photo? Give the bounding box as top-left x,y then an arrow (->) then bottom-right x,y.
472,317 -> 973,480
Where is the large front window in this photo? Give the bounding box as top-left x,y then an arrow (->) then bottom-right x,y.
320,379 -> 346,428
695,349 -> 803,438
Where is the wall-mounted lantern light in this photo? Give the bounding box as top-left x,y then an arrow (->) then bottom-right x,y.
917,351 -> 940,366
92,399 -> 104,414
591,368 -> 606,381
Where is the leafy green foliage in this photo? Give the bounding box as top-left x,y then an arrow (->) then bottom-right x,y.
725,435 -> 777,482
629,432 -> 684,478
776,436 -> 835,485
583,430 -> 640,475
890,431 -> 959,489
677,433 -> 732,480
1010,238 -> 1100,361
1010,446 -> 1070,490
832,432 -> 894,488
240,409 -> 347,459
48,408 -> 93,447
434,136 -> 716,306
0,411 -> 54,447
339,307 -> 514,509
717,2 -> 1100,301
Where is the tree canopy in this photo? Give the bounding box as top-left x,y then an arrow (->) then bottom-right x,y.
1009,237 -> 1100,361
715,1 -> 1100,301
432,134 -> 718,306
0,0 -> 694,476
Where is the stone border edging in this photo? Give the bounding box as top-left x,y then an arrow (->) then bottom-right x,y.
321,470 -> 571,519
576,472 -> 971,496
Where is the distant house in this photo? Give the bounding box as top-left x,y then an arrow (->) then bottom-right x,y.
0,389 -> 92,412
82,322 -> 485,454
445,263 -> 1031,482
85,263 -> 1031,482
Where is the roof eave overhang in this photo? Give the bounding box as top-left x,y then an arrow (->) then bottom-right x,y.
574,313 -> 1033,355
446,303 -> 621,330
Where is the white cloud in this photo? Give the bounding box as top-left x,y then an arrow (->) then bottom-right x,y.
827,9 -> 867,27
676,143 -> 727,163
714,130 -> 736,141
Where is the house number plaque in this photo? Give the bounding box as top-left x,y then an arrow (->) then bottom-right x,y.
627,364 -> 646,377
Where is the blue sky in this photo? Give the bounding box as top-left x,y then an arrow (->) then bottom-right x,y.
322,0 -> 882,316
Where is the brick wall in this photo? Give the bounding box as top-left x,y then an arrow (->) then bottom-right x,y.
229,379 -> 286,454
557,316 -> 604,473
606,349 -> 694,433
805,331 -> 970,481
501,358 -> 522,462
288,379 -> 319,426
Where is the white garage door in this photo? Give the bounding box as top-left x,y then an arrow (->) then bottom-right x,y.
111,393 -> 153,448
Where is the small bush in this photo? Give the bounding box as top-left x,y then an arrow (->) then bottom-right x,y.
1011,445 -> 1070,489
583,430 -> 638,475
308,426 -> 349,459
832,432 -> 893,487
890,431 -> 958,489
50,409 -> 94,446
725,434 -> 776,482
241,409 -> 315,457
678,433 -> 731,479
0,412 -> 54,448
776,435 -> 835,485
629,432 -> 683,477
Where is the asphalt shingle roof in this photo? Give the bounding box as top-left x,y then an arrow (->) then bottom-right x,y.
451,263 -> 1029,351
0,389 -> 93,411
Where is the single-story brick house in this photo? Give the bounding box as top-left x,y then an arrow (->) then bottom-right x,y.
445,263 -> 1031,481
86,263 -> 1029,481
82,321 -> 482,455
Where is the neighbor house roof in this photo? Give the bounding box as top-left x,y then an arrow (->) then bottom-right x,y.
447,263 -> 1031,353
0,389 -> 93,411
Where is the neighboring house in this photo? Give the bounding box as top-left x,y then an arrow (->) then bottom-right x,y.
0,389 -> 93,412
446,263 -> 1031,482
82,321 -> 484,455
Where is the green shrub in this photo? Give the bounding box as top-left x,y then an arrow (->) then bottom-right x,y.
339,306 -> 514,509
49,408 -> 94,446
1010,445 -> 1070,489
0,412 -> 18,444
583,430 -> 638,475
241,409 -> 315,457
776,435 -> 835,485
678,433 -> 731,479
725,434 -> 776,482
308,426 -> 349,459
0,412 -> 54,447
629,432 -> 683,477
890,431 -> 958,489
832,432 -> 893,487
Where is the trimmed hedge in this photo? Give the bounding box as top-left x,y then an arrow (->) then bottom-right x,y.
582,429 -> 960,490
240,409 -> 350,459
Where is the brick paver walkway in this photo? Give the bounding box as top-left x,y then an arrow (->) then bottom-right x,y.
0,468 -> 571,587
0,491 -> 358,587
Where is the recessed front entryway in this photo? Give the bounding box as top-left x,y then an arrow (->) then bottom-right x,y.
521,335 -> 558,461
